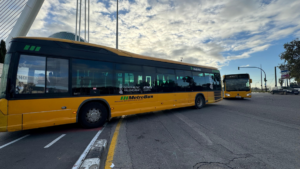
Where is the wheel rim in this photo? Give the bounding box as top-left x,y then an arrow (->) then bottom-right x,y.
197,97 -> 202,107
86,108 -> 101,123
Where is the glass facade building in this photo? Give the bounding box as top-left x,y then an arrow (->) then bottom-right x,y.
49,32 -> 85,42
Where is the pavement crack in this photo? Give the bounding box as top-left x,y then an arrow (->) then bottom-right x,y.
193,154 -> 252,169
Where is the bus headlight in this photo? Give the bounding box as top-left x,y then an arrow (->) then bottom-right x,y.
247,93 -> 251,96
225,94 -> 230,96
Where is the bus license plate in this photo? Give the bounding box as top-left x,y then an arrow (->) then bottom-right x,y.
236,96 -> 241,98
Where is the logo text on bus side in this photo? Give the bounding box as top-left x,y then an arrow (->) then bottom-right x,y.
191,67 -> 201,71
120,95 -> 153,101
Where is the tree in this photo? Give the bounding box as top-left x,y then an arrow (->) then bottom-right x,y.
279,39 -> 300,83
279,78 -> 283,87
0,40 -> 7,63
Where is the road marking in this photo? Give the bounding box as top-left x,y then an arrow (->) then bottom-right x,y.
72,124 -> 106,169
175,113 -> 213,145
105,119 -> 123,169
44,134 -> 66,148
0,135 -> 30,149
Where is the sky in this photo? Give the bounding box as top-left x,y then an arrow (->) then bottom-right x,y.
25,0 -> 300,88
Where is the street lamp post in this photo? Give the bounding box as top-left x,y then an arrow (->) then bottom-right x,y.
116,0 -> 118,49
238,66 -> 267,92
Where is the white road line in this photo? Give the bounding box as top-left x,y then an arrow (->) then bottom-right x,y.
0,135 -> 30,149
44,134 -> 66,148
72,123 -> 106,169
175,113 -> 213,145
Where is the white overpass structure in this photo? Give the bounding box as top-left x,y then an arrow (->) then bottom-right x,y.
0,0 -> 44,82
0,0 -> 44,43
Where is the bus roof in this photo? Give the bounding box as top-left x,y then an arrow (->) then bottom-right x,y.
14,37 -> 218,70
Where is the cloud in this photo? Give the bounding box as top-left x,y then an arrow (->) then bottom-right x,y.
27,0 -> 300,69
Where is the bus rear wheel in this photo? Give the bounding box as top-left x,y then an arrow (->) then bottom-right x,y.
195,95 -> 205,109
79,102 -> 108,128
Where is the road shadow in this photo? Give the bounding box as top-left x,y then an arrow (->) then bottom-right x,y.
118,103 -> 223,123
223,98 -> 251,101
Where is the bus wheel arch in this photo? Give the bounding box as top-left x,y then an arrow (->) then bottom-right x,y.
195,93 -> 205,109
77,99 -> 111,127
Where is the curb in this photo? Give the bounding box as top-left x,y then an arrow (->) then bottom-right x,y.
79,139 -> 107,169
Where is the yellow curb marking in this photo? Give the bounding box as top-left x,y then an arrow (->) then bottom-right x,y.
105,119 -> 123,169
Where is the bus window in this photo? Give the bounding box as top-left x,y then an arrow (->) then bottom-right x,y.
16,55 -> 46,94
204,73 -> 214,90
142,66 -> 156,93
157,68 -> 176,92
192,72 -> 205,91
115,64 -> 143,94
46,58 -> 69,93
176,70 -> 193,91
72,59 -> 114,95
214,73 -> 221,90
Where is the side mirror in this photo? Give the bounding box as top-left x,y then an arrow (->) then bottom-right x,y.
250,79 -> 252,83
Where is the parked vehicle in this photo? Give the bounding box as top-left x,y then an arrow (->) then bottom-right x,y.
271,86 -> 299,95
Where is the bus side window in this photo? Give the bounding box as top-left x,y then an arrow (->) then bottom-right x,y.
192,72 -> 205,91
204,73 -> 214,90
72,59 -> 114,95
176,70 -> 193,91
156,68 -> 176,93
46,58 -> 69,93
142,66 -> 156,93
16,55 -> 46,94
115,64 -> 143,94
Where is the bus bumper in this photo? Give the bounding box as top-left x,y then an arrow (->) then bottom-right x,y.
224,92 -> 252,98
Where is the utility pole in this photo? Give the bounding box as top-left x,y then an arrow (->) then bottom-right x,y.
238,66 -> 267,92
75,0 -> 78,41
275,67 -> 277,87
79,0 -> 82,41
260,64 -> 262,91
116,0 -> 118,49
88,0 -> 90,42
84,0 -> 87,41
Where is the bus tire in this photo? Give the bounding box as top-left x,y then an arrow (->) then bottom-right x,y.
79,102 -> 108,128
195,95 -> 205,109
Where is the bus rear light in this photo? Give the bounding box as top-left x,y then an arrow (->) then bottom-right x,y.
73,112 -> 76,114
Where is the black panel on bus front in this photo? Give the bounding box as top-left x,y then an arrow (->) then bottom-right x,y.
224,74 -> 249,79
10,38 -> 215,73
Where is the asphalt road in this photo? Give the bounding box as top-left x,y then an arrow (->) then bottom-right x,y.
0,93 -> 299,169
105,93 -> 300,169
0,123 -> 107,169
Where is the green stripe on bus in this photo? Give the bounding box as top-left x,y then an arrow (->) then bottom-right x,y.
35,46 -> 41,51
212,70 -> 219,73
29,46 -> 36,51
24,45 -> 30,50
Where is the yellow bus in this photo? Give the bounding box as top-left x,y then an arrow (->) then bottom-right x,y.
223,74 -> 252,99
0,37 -> 222,132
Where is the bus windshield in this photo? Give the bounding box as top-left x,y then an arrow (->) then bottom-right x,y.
225,78 -> 250,91
0,53 -> 12,98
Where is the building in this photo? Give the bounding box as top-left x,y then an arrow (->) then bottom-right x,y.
49,32 -> 85,42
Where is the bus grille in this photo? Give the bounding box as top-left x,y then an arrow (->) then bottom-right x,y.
214,91 -> 222,100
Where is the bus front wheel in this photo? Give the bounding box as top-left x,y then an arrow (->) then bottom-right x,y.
79,102 -> 108,128
195,95 -> 205,109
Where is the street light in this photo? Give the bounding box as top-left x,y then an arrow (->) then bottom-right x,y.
238,66 -> 267,92
116,0 -> 118,49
